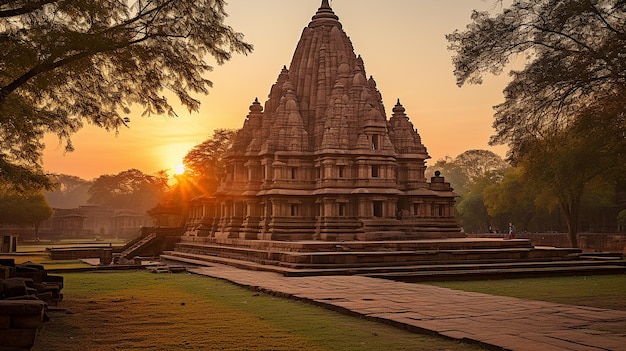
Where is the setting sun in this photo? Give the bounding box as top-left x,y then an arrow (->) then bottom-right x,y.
173,164 -> 185,175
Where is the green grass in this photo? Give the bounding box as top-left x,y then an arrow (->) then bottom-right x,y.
33,271 -> 487,351
0,240 -> 124,269
426,274 -> 626,311
0,253 -> 93,270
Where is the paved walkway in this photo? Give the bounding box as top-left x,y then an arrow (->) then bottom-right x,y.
189,265 -> 626,351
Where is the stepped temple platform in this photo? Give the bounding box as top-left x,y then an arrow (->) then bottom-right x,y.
161,236 -> 626,279
162,1 -> 626,279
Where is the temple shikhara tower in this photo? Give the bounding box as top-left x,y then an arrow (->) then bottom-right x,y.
159,0 -> 603,275
157,0 -> 618,278
184,0 -> 461,241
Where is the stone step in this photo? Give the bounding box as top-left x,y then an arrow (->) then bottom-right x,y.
171,241 -> 580,267
365,264 -> 626,282
176,237 -> 536,252
161,250 -> 625,278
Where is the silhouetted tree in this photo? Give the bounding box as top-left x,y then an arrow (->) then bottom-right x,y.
0,188 -> 53,238
448,1 -> 626,157
0,0 -> 252,189
88,169 -> 168,213
183,128 -> 237,195
44,174 -> 92,208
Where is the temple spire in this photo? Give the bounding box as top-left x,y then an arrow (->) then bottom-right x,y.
310,0 -> 340,28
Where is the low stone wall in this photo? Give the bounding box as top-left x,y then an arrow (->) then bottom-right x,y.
0,259 -> 64,351
0,300 -> 46,351
48,247 -> 113,265
467,233 -> 626,253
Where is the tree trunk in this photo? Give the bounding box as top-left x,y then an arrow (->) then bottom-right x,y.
561,197 -> 581,248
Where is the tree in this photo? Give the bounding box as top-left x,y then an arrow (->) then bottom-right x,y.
453,149 -> 508,183
0,189 -> 53,238
183,128 -> 237,195
1,0 -> 252,189
518,120 -> 624,247
426,156 -> 470,196
427,150 -> 510,232
456,181 -> 491,233
44,174 -> 92,208
88,169 -> 169,213
448,1 -> 626,246
447,1 -> 626,157
427,150 -> 508,196
149,128 -> 237,225
483,167 -> 539,233
0,160 -> 54,192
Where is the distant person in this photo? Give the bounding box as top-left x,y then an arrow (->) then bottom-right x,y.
508,222 -> 516,239
488,225 -> 493,233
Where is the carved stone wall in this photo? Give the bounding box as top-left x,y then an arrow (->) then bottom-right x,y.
185,1 -> 461,241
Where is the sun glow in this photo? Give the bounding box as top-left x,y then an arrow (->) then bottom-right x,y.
173,164 -> 185,175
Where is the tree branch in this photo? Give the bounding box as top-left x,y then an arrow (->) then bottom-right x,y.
0,0 -> 58,18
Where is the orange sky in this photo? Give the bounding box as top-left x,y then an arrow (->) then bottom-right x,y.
43,0 -> 511,180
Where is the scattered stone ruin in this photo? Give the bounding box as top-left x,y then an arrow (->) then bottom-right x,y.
0,259 -> 64,350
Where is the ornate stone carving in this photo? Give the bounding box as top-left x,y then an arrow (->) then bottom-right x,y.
189,1 -> 460,241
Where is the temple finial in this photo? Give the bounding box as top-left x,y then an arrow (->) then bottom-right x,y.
310,0 -> 340,27
393,99 -> 406,115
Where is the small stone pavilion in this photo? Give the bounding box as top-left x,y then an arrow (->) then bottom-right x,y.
164,1 -> 597,275
184,0 -> 460,241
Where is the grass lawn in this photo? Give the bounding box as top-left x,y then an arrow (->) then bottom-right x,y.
426,274 -> 626,311
33,271 -> 487,351
0,253 -> 93,270
0,240 -> 124,270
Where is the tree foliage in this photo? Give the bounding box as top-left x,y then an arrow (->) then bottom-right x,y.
183,128 -> 237,195
428,150 -> 510,232
0,188 -> 53,236
447,0 -> 626,157
44,173 -> 91,208
426,156 -> 469,195
483,167 -> 538,231
427,150 -> 508,196
88,169 -> 168,213
448,1 -> 626,245
456,178 -> 492,233
149,128 -> 236,225
517,118 -> 624,246
0,0 -> 252,189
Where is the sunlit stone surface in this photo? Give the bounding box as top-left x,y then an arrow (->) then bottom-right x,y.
185,0 -> 461,241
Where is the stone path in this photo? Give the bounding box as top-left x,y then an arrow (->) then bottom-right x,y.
189,265 -> 626,351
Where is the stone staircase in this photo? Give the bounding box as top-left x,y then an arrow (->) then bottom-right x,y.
160,236 -> 626,279
118,233 -> 157,260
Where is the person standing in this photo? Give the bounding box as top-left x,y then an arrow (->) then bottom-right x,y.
508,222 -> 516,239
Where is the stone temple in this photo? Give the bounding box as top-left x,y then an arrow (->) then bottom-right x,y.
158,1 -> 608,276
185,0 -> 461,241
